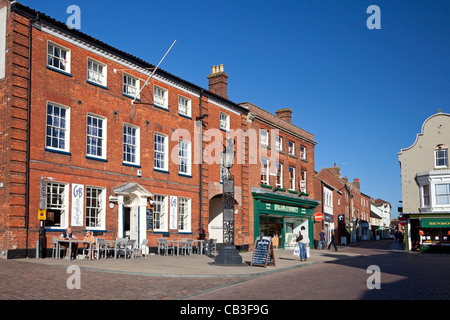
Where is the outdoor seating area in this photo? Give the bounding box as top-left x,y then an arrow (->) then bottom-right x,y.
52,237 -> 216,260
157,238 -> 217,256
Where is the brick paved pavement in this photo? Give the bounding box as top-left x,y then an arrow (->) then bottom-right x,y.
189,241 -> 450,300
0,258 -> 247,300
0,240 -> 406,301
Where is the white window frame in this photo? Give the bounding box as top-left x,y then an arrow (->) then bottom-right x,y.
288,141 -> 295,155
123,73 -> 140,98
260,129 -> 269,146
86,113 -> 107,160
300,170 -> 307,193
324,186 -> 333,214
300,146 -> 307,160
154,85 -> 168,109
276,162 -> 283,188
45,182 -> 69,229
178,197 -> 191,232
123,123 -> 140,165
154,132 -> 169,171
261,157 -> 270,185
154,194 -> 168,232
85,186 -> 106,230
46,102 -> 70,153
220,112 -> 230,131
422,184 -> 430,207
178,95 -> 191,117
275,135 -> 283,152
178,139 -> 191,176
47,41 -> 71,73
289,166 -> 296,190
435,148 -> 448,168
87,57 -> 107,86
435,183 -> 450,205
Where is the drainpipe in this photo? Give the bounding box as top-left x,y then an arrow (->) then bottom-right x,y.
25,13 -> 40,257
197,89 -> 204,240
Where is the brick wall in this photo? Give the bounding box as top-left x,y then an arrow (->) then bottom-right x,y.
0,3 -> 250,255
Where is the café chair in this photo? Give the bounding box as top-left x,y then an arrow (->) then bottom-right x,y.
181,239 -> 194,256
115,239 -> 136,259
134,239 -> 149,258
157,238 -> 173,256
52,237 -> 66,259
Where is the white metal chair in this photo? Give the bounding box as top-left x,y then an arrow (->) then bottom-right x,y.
157,238 -> 173,256
52,237 -> 66,259
114,238 -> 133,259
95,238 -> 113,259
134,239 -> 149,258
181,239 -> 194,256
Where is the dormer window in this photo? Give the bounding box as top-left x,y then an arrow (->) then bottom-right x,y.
435,147 -> 448,168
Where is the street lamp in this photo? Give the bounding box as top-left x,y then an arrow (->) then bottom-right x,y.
214,138 -> 243,265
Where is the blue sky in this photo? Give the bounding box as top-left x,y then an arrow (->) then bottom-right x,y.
20,0 -> 450,218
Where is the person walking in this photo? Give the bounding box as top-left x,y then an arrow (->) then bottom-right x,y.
296,226 -> 309,262
328,232 -> 337,251
319,229 -> 326,250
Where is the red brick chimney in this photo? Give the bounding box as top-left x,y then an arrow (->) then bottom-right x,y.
276,108 -> 292,123
207,64 -> 228,99
352,178 -> 360,190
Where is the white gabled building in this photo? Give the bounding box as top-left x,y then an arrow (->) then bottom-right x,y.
370,199 -> 391,239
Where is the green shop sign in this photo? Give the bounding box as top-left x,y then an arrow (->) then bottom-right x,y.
421,218 -> 450,228
264,202 -> 307,215
252,191 -> 319,217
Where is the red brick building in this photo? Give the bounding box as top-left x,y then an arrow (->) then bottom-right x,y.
0,1 -> 250,257
0,1 -> 328,258
313,165 -> 372,246
239,102 -> 319,249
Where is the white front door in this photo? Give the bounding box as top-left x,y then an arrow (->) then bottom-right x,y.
123,206 -> 139,241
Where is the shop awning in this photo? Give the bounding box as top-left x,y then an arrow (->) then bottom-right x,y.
421,218 -> 450,228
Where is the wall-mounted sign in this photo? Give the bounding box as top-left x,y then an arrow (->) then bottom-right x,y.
169,196 -> 178,230
39,179 -> 47,210
71,184 -> 84,227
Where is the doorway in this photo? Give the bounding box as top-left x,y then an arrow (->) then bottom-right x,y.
208,196 -> 223,243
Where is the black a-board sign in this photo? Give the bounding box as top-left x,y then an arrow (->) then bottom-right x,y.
251,238 -> 276,267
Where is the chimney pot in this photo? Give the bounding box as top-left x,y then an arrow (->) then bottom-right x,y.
208,64 -> 229,99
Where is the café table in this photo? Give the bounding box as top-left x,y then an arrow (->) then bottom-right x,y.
56,239 -> 93,261
167,240 -> 186,256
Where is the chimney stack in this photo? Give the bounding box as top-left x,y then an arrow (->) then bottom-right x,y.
208,64 -> 229,99
352,178 -> 360,190
275,108 -> 292,123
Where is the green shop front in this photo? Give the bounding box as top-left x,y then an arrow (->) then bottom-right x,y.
252,189 -> 319,249
403,213 -> 450,251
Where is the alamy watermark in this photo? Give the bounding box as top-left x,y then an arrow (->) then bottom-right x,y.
367,5 -> 381,30
66,265 -> 81,290
66,5 -> 81,30
366,265 -> 381,290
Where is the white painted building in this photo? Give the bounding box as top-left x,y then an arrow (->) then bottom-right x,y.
371,199 -> 391,238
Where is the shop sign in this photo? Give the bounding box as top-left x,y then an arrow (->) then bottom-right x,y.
421,218 -> 450,228
259,201 -> 310,215
274,204 -> 299,213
